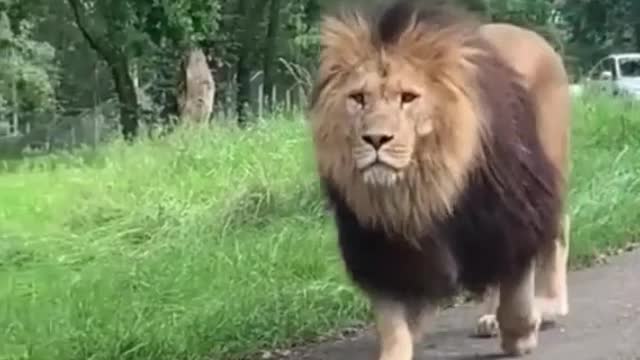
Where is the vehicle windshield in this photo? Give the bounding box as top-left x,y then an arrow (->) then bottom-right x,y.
618,57 -> 640,77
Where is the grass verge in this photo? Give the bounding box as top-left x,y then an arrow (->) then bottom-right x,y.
1,94 -> 640,360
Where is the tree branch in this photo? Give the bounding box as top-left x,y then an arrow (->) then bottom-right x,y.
66,0 -> 113,62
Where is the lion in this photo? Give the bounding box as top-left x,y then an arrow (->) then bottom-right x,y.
307,1 -> 571,360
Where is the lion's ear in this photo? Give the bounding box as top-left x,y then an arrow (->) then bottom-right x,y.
319,12 -> 372,72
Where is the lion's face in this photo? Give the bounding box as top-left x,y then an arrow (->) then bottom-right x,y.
341,58 -> 437,187
309,7 -> 487,235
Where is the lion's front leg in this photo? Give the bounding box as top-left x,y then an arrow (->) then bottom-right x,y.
496,261 -> 541,356
371,297 -> 421,360
475,285 -> 500,338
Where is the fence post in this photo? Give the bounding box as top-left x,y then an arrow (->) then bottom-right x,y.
285,89 -> 291,112
10,49 -> 19,136
258,83 -> 264,120
272,86 -> 277,113
93,108 -> 100,148
298,86 -> 306,111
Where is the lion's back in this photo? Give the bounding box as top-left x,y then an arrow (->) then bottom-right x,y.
478,23 -> 567,89
479,23 -> 571,182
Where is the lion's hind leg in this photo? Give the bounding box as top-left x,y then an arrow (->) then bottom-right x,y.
493,211 -> 567,356
474,214 -> 570,340
535,213 -> 570,325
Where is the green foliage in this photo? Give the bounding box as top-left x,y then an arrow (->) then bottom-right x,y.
559,0 -> 640,74
0,11 -> 58,120
485,0 -> 555,25
145,0 -> 222,46
1,0 -> 638,134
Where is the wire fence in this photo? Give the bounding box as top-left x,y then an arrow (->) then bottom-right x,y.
0,80 -> 309,159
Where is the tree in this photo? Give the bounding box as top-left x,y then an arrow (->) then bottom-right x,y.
559,0 -> 635,75
234,0 -> 269,125
0,10 -> 58,134
66,0 -> 140,140
64,0 -> 225,138
262,0 -> 281,109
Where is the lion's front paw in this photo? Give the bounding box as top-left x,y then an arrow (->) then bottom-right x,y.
378,347 -> 413,360
498,311 -> 541,357
500,328 -> 539,357
475,314 -> 499,338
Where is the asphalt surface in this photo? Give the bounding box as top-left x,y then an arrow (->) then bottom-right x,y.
283,249 -> 640,360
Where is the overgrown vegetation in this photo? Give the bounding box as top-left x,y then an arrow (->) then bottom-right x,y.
569,93 -> 640,260
1,94 -> 639,360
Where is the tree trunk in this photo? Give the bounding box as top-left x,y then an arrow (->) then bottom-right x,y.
632,2 -> 640,52
177,48 -> 215,124
236,53 -> 251,125
109,58 -> 139,140
10,52 -> 19,136
235,0 -> 251,126
262,0 -> 281,110
235,0 -> 268,126
67,0 -> 139,140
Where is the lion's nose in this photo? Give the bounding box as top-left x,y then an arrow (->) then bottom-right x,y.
362,134 -> 394,150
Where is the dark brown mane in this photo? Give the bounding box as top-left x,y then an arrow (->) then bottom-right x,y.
322,0 -> 476,46
374,0 -> 474,45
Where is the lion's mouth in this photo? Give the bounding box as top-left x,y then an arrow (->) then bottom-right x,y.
362,159 -> 397,171
361,162 -> 402,186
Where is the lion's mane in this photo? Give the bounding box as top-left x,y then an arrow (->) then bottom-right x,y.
308,0 -> 563,302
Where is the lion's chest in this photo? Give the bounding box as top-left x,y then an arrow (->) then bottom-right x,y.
323,163 -> 560,302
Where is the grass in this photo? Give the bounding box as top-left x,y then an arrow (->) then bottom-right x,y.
1,94 -> 640,360
567,94 -> 640,259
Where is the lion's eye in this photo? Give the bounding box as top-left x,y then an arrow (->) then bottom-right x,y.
349,92 -> 366,107
400,92 -> 419,104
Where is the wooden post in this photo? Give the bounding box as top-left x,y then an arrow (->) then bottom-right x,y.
94,63 -> 100,147
272,86 -> 277,112
299,86 -> 306,111
258,83 -> 264,120
285,89 -> 291,112
11,48 -> 19,136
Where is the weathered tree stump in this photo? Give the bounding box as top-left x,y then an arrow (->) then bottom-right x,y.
176,48 -> 216,124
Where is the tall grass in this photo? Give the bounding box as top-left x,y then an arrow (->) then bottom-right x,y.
568,94 -> 640,260
1,94 -> 640,360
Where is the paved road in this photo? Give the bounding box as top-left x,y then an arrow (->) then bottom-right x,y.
283,249 -> 640,360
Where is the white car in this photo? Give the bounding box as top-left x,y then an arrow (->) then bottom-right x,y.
584,52 -> 640,98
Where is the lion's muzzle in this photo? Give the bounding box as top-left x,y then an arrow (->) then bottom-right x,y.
353,131 -> 410,187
